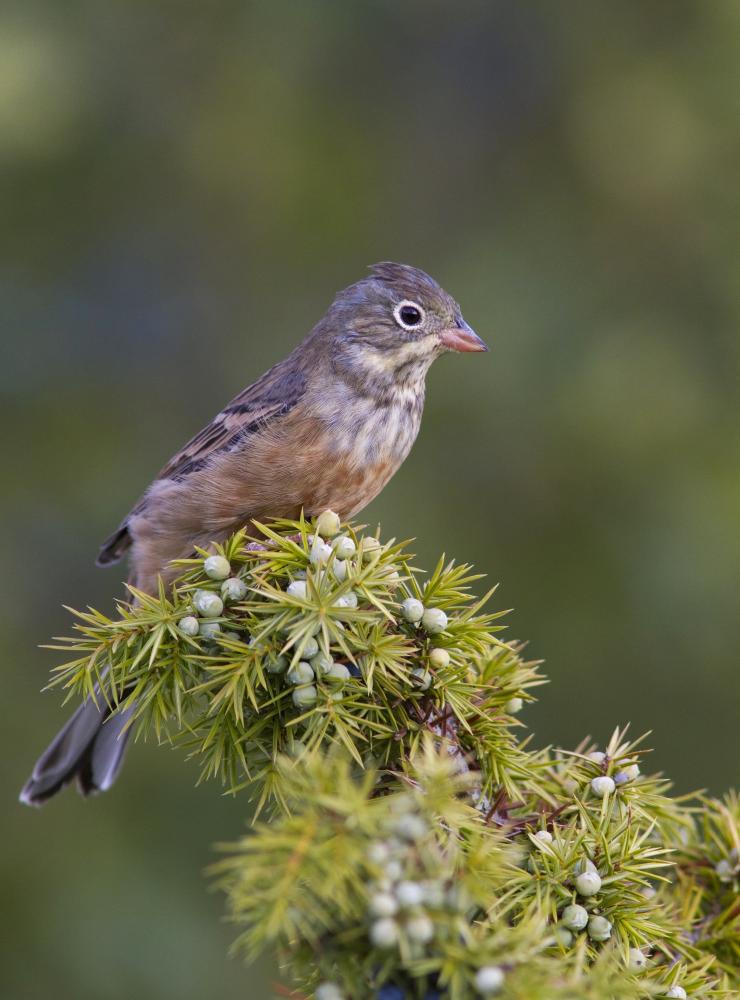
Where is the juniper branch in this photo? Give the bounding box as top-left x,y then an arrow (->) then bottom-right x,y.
43,514 -> 738,1000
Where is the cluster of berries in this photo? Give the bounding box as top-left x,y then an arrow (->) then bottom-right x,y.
399,597 -> 451,691
177,513 -> 371,709
550,856 -> 612,948
585,749 -> 641,799
272,512 -> 375,707
363,797 -> 506,998
265,623 -> 352,709
366,825 -> 437,953
178,554 -> 246,640
177,514 -> 472,712
549,849 -> 691,996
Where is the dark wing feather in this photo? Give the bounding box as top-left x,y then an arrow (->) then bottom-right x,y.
158,364 -> 306,481
96,363 -> 306,566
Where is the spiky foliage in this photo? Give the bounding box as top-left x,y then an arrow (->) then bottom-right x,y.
44,515 -> 737,999
672,793 -> 740,976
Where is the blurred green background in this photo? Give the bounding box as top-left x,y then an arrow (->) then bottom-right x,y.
2,2 -> 738,998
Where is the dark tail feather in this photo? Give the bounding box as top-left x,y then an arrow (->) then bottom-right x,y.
76,705 -> 135,796
19,697 -> 133,807
97,523 -> 131,566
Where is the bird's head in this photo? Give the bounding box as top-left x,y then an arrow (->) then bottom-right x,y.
320,263 -> 487,390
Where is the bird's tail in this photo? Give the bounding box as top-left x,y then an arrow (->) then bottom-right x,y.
19,696 -> 134,807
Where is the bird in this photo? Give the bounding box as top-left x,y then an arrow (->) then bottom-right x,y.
20,262 -> 487,806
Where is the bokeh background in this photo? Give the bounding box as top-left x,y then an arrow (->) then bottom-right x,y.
2,2 -> 738,998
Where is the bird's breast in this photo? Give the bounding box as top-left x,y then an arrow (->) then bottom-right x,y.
302,389 -> 423,517
187,383 -> 425,527
329,392 -> 423,467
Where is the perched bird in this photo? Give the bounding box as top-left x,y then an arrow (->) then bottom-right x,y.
20,262 -> 487,806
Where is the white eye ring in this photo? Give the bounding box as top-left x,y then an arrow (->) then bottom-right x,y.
393,299 -> 425,330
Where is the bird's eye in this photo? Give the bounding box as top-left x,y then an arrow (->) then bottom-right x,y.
393,300 -> 425,330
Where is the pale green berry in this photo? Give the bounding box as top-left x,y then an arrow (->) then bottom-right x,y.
591,776 -> 616,797
203,554 -> 231,580
474,966 -> 505,995
178,615 -> 200,637
369,892 -> 398,918
291,684 -> 318,708
286,738 -> 307,757
193,590 -> 224,617
370,917 -> 399,948
332,558 -> 348,582
315,983 -> 344,1000
333,535 -> 356,559
628,948 -> 647,971
505,697 -> 523,714
421,880 -> 445,908
302,636 -> 319,658
367,842 -> 390,865
384,860 -> 403,882
406,914 -> 434,943
361,536 -> 381,561
199,621 -> 221,640
316,509 -> 341,538
400,598 -> 424,623
334,590 -> 358,609
221,577 -> 247,602
395,881 -> 425,908
266,654 -> 288,674
222,631 -> 242,642
286,580 -> 308,600
310,651 -> 334,676
575,871 -> 602,896
553,926 -> 573,947
715,859 -> 734,882
534,829 -> 553,844
588,751 -> 606,764
664,987 -> 687,999
310,538 -> 333,566
392,813 -> 427,841
327,662 -> 350,685
287,661 -> 314,685
411,668 -> 432,691
421,607 -> 448,634
642,885 -> 656,899
587,915 -> 612,941
561,904 -> 588,931
429,648 -> 450,668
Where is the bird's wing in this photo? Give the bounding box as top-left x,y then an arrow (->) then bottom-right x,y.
97,363 -> 307,565
156,365 -> 306,482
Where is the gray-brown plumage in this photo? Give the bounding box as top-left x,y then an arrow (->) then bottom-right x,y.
20,262 -> 487,805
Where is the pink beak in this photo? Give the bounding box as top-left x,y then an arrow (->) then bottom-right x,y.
439,320 -> 488,353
